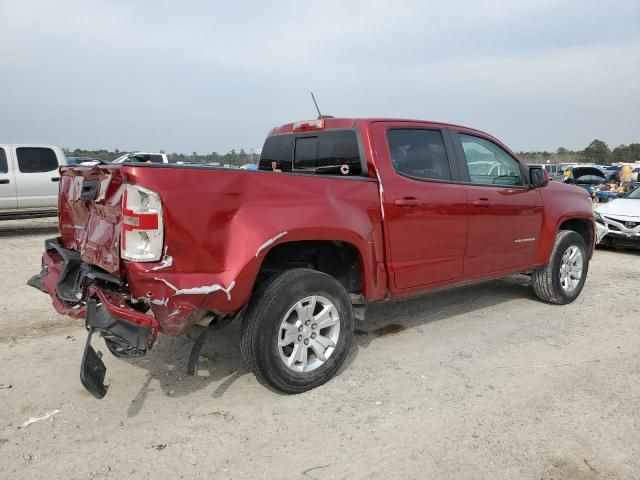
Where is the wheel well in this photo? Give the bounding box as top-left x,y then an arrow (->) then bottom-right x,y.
559,218 -> 593,252
256,241 -> 363,294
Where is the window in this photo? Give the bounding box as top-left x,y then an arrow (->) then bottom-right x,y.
16,147 -> 58,173
258,134 -> 294,172
259,130 -> 362,176
459,134 -> 523,186
387,129 -> 452,181
0,148 -> 7,173
294,137 -> 319,169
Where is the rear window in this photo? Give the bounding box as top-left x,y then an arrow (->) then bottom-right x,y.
0,148 -> 7,173
259,130 -> 362,176
16,147 -> 58,173
259,134 -> 293,172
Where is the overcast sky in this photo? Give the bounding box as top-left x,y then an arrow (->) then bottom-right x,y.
1,0 -> 639,154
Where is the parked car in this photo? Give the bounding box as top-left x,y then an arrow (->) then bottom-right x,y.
602,165 -> 621,183
527,163 -> 563,181
563,165 -> 607,196
112,152 -> 169,164
594,187 -> 640,248
602,164 -> 640,183
28,117 -> 595,398
0,143 -> 67,219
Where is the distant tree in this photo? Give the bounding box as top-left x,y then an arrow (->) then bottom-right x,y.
556,147 -> 569,155
582,139 -> 610,165
612,143 -> 640,163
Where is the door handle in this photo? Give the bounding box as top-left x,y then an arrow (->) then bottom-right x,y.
0,179 -> 9,184
472,198 -> 493,207
51,177 -> 60,182
394,197 -> 422,207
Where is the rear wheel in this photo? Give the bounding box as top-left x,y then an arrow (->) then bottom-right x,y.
532,230 -> 588,304
240,269 -> 354,393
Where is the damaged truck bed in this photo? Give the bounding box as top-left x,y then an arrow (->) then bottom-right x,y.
29,117 -> 596,397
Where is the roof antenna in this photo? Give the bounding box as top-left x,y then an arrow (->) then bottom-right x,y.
310,92 -> 334,119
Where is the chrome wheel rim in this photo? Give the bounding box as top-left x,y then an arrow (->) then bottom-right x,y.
277,295 -> 340,373
559,245 -> 584,293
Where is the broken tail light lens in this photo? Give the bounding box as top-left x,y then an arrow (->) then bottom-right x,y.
121,184 -> 164,262
293,119 -> 325,132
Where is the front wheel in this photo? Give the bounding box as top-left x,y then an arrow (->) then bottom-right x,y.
240,269 -> 354,393
532,230 -> 589,304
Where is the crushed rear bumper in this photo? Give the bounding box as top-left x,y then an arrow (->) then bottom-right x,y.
28,237 -> 159,336
28,237 -> 159,398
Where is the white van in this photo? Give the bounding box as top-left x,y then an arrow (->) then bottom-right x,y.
0,144 -> 67,219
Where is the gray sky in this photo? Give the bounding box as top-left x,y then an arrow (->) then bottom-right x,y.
1,0 -> 639,154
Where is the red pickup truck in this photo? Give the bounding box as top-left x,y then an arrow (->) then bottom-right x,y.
29,117 -> 595,398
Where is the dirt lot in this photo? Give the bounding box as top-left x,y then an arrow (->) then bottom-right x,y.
0,218 -> 639,479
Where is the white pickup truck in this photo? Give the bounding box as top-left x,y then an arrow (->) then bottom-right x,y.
0,144 -> 67,219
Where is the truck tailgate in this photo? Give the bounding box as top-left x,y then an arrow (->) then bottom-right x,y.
58,165 -> 124,275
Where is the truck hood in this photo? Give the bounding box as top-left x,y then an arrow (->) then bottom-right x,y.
595,198 -> 640,219
58,165 -> 124,275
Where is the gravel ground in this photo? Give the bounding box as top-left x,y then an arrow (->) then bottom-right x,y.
0,218 -> 639,479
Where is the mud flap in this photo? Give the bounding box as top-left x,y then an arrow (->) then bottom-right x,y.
80,302 -> 108,399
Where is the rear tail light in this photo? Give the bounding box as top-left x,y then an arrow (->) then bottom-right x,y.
293,119 -> 325,132
121,184 -> 163,261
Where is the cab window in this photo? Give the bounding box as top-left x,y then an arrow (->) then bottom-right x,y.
459,134 -> 523,186
16,147 -> 58,173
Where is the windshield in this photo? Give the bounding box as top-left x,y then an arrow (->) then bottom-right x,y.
628,187 -> 640,199
112,154 -> 130,163
111,153 -> 164,164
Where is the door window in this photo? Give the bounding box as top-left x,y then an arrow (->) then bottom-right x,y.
16,147 -> 58,173
387,129 -> 452,181
459,134 -> 523,186
0,148 -> 7,173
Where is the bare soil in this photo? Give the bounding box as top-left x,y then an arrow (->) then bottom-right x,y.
1,218 -> 639,479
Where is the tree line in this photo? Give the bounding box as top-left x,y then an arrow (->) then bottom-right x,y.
65,140 -> 640,167
518,140 -> 640,165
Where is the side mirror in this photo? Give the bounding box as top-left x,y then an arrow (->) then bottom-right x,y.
529,166 -> 549,188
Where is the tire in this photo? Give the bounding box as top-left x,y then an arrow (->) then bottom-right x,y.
240,268 -> 354,393
532,230 -> 589,305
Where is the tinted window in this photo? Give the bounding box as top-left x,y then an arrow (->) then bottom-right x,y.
0,148 -> 7,173
259,130 -> 362,176
459,134 -> 523,186
294,137 -> 319,168
387,129 -> 451,181
259,134 -> 294,172
16,147 -> 58,173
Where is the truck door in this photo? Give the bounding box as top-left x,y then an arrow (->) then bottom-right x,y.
13,146 -> 61,209
450,130 -> 543,276
0,147 -> 18,210
371,123 -> 468,290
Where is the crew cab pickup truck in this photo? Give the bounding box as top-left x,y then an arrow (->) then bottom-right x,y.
0,144 -> 67,219
29,118 -> 595,398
